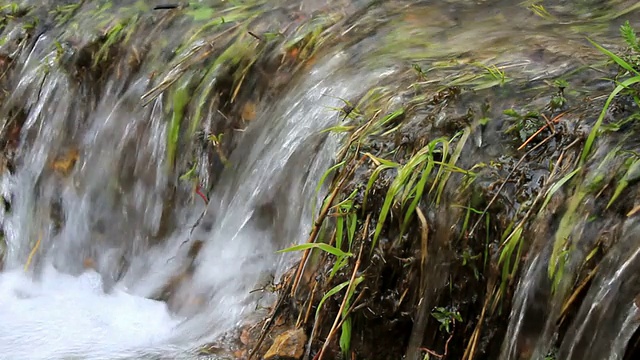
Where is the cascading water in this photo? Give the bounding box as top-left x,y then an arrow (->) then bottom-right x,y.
2,1 -> 640,359
0,9 -> 390,357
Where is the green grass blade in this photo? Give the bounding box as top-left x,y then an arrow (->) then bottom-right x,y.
363,164 -> 395,211
339,276 -> 364,355
278,243 -> 352,258
312,161 -> 345,218
315,281 -> 350,319
436,129 -> 469,205
580,76 -> 640,163
401,158 -> 434,234
587,37 -> 640,76
167,82 -> 190,171
608,158 -> 640,208
540,167 -> 581,211
335,216 -> 344,251
330,255 -> 349,279
347,212 -> 357,250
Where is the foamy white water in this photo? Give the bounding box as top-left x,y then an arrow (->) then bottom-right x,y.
0,266 -> 181,360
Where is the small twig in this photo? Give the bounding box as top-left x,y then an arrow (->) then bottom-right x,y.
419,347 -> 443,358
462,281 -> 495,360
416,207 -> 428,269
24,233 -> 42,272
300,280 -> 318,327
195,184 -> 209,204
249,278 -> 293,359
443,326 -> 454,358
468,133 -> 555,237
558,263 -> 599,326
418,324 -> 455,359
517,111 -> 567,151
333,290 -> 366,331
541,113 -> 556,133
248,31 -> 262,41
290,156 -> 364,297
153,4 -> 181,10
317,245 -> 364,360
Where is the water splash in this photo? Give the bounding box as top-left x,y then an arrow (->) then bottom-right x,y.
0,21 -> 390,356
0,266 -> 180,360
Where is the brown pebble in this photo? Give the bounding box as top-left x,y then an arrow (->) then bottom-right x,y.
240,327 -> 251,345
264,328 -> 307,360
51,148 -> 79,176
83,258 -> 96,269
241,102 -> 256,121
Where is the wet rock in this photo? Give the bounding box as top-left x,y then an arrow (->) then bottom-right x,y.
264,328 -> 307,360
51,148 -> 79,176
242,101 -> 257,121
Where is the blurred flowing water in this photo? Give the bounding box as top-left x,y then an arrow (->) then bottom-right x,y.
0,31 -> 387,359
0,0 -> 639,359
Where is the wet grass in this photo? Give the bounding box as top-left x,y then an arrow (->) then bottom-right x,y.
263,15 -> 640,360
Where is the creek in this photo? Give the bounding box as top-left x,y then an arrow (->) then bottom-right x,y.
1,1 -> 639,359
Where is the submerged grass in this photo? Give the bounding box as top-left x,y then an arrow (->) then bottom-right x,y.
546,21 -> 640,290
275,69 -> 482,358
273,18 -> 640,360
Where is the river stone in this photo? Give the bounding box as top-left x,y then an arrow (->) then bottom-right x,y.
264,328 -> 307,360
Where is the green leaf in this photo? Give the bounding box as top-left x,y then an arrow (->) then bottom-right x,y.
503,109 -> 521,118
277,243 -> 352,258
581,76 -> 640,163
339,317 -> 352,356
540,167 -> 581,211
620,21 -> 640,52
339,276 -> 364,355
607,158 -> 640,208
315,281 -> 349,319
587,37 -> 640,77
335,216 -> 344,251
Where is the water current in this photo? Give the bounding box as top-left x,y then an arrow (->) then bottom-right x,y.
1,1 -> 639,359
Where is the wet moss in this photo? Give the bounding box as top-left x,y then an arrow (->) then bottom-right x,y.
257,31 -> 640,359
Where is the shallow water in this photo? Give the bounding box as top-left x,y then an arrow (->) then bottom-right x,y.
1,0 -> 639,359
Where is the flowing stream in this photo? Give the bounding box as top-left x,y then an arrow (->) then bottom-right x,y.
0,33 -> 389,359
1,0 -> 640,359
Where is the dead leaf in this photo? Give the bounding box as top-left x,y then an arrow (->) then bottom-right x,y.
242,101 -> 257,121
627,204 -> 640,217
51,148 -> 79,176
